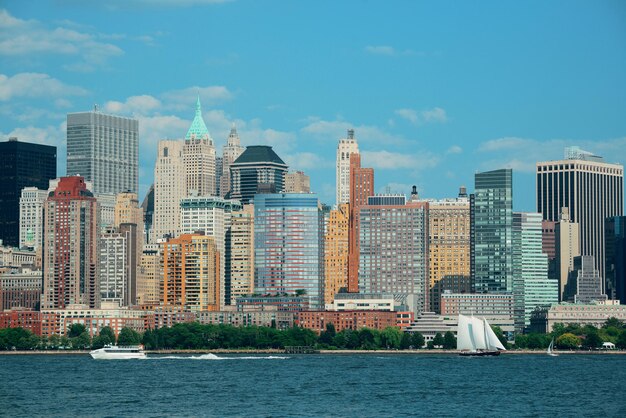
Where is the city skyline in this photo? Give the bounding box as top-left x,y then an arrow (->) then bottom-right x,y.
2,2 -> 626,209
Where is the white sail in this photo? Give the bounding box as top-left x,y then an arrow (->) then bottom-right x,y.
457,314 -> 475,351
483,318 -> 506,351
471,316 -> 487,350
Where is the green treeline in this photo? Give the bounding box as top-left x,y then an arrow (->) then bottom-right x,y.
2,318 -> 625,351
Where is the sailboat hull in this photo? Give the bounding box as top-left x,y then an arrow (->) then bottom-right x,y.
459,350 -> 501,357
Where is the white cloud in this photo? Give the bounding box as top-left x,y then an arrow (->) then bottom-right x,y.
1,122 -> 66,149
0,9 -> 123,71
283,152 -> 333,171
395,107 -> 447,125
103,95 -> 162,115
300,118 -> 408,146
365,45 -> 396,56
0,72 -> 88,101
446,145 -> 463,154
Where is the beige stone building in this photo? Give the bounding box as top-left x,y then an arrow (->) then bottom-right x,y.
285,171 -> 311,193
324,203 -> 349,305
226,205 -> 254,305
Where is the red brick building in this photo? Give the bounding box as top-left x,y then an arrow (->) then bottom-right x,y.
297,310 -> 398,333
0,309 -> 42,335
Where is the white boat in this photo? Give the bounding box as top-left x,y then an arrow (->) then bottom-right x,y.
90,344 -> 146,360
457,314 -> 506,356
547,338 -> 558,357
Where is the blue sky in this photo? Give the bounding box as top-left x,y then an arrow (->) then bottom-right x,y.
1,0 -> 625,210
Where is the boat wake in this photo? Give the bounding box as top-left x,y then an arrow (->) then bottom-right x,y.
148,353 -> 289,360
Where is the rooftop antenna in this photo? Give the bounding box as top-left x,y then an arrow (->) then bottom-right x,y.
94,104 -> 99,112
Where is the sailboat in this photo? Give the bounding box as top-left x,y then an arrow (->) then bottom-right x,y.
547,338 -> 558,357
457,314 -> 507,356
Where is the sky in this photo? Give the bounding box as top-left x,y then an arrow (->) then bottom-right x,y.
1,0 -> 625,210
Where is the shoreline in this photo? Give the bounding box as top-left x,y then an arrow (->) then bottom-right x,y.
1,349 -> 624,355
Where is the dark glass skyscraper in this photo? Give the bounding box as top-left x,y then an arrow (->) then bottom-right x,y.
0,137 -> 56,248
471,168 -> 513,293
229,146 -> 288,204
605,216 -> 626,303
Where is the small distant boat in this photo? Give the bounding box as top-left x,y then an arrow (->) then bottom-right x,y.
547,338 -> 558,357
457,314 -> 506,357
90,344 -> 146,360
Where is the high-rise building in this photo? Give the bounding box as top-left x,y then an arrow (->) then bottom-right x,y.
569,255 -> 607,304
153,140 -> 185,241
42,177 -> 99,309
179,196 -> 242,308
66,110 -> 138,195
324,203 -> 350,305
162,233 -> 220,312
536,147 -> 624,283
183,97 -> 216,196
336,129 -> 359,206
358,194 -> 429,313
512,212 -> 557,333
229,146 -> 288,204
471,168 -> 513,293
215,156 -> 223,196
137,244 -> 162,305
605,216 -> 626,303
348,153 -> 374,293
225,205 -> 254,306
254,193 -> 324,309
555,208 -> 580,301
99,228 -> 128,307
0,138 -> 56,248
426,192 -> 471,314
19,187 -> 49,250
220,125 -> 245,198
141,184 -> 154,243
285,171 -> 311,193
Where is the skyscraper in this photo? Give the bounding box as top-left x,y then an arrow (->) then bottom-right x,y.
471,169 -> 513,293
229,146 -> 288,204
605,216 -> 626,303
254,193 -> 324,309
427,193 -> 471,313
536,147 -> 624,283
19,187 -> 49,250
347,153 -> 374,293
42,177 -> 99,309
570,255 -> 607,304
358,194 -> 429,313
220,125 -> 245,198
555,208 -> 580,301
183,97 -> 216,196
285,171 -> 311,193
512,212 -> 557,333
324,203 -> 350,305
162,233 -> 220,312
0,138 -> 56,248
225,205 -> 254,306
336,129 -> 359,206
153,140 -> 185,241
66,109 -> 138,195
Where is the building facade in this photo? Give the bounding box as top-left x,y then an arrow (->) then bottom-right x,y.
153,140 -> 185,241
254,193 -> 324,309
19,187 -> 49,250
42,177 -> 99,309
229,146 -> 288,204
66,110 -> 138,195
471,168 -> 513,293
536,147 -> 624,283
225,206 -> 254,306
555,208 -> 580,301
219,125 -> 245,198
0,268 -> 42,311
570,255 -> 607,304
512,212 -> 557,333
359,194 -> 429,313
605,216 -> 626,303
440,292 -> 514,318
137,244 -> 162,305
285,171 -> 311,193
298,310 -> 398,333
324,203 -> 350,305
336,129 -> 359,206
183,97 -> 216,196
0,138 -> 56,248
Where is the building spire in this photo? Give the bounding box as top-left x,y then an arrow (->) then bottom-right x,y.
185,96 -> 211,141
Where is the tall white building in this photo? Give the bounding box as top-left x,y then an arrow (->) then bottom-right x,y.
179,196 -> 243,308
220,125 -> 245,197
512,212 -> 558,333
153,140 -> 185,241
66,110 -> 139,195
99,228 -> 128,307
555,208 -> 580,301
336,129 -> 359,206
19,187 -> 49,250
184,97 -> 216,196
225,205 -> 254,306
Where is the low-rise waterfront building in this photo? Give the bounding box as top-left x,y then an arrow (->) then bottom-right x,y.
440,292 -> 514,317
297,310 -> 398,333
0,309 -> 42,335
196,310 -> 294,329
530,301 -> 626,333
326,293 -> 397,311
236,296 -> 310,313
0,268 -> 41,311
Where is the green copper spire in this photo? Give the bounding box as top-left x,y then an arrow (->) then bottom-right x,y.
185,96 -> 211,140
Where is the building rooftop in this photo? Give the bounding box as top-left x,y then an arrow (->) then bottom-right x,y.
185,96 -> 211,140
233,145 -> 287,166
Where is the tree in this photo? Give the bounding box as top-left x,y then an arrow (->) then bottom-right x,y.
491,326 -> 508,349
117,327 -> 142,346
443,331 -> 456,349
99,326 -> 116,343
582,331 -> 602,349
432,333 -> 444,348
411,332 -> 425,349
603,317 -> 624,329
400,332 -> 412,349
380,327 -> 403,349
556,333 -> 580,349
67,324 -> 87,339
318,323 -> 336,346
616,331 -> 626,349
71,331 -> 91,350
